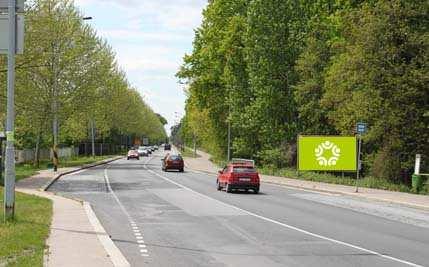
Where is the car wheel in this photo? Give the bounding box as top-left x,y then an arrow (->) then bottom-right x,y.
179,168 -> 184,172
226,183 -> 232,193
137,157 -> 140,160
127,157 -> 129,160
253,187 -> 259,194
216,180 -> 222,191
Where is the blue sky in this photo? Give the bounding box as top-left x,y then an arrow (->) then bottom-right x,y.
74,0 -> 208,134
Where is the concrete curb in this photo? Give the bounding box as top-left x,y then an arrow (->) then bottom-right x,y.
83,202 -> 131,267
42,156 -> 123,191
29,156 -> 129,267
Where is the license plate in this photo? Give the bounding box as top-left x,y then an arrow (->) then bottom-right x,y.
239,178 -> 251,182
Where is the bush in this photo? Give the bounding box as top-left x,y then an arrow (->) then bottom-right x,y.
371,143 -> 402,183
257,148 -> 285,169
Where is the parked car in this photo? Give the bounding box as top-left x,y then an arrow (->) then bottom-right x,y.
127,150 -> 140,160
161,154 -> 184,172
137,146 -> 149,156
217,158 -> 260,194
164,144 -> 171,151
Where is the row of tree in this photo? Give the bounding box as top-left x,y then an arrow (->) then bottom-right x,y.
0,0 -> 167,163
176,0 -> 428,183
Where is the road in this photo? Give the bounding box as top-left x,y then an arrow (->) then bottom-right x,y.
49,150 -> 429,267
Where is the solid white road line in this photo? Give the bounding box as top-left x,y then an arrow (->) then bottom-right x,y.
143,157 -> 423,267
83,202 -> 131,267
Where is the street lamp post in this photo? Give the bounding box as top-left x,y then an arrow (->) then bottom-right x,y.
51,16 -> 92,171
4,0 -> 16,221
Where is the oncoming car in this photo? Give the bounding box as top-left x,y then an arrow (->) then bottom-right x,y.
161,154 -> 184,172
217,159 -> 260,194
127,150 -> 140,160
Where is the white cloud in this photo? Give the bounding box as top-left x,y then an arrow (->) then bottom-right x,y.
99,29 -> 188,42
74,0 -> 208,133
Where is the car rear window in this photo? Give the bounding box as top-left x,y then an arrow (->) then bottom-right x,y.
233,167 -> 256,173
170,155 -> 182,161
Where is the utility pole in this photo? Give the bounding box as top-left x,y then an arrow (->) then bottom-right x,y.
4,0 -> 16,220
227,96 -> 231,162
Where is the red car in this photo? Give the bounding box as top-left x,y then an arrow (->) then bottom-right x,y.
127,150 -> 140,160
217,159 -> 260,194
162,154 -> 184,172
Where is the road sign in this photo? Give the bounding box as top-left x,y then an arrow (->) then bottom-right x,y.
298,136 -> 357,171
0,0 -> 24,13
356,122 -> 367,135
0,14 -> 24,54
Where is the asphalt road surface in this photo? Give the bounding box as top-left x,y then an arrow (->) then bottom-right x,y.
49,151 -> 429,267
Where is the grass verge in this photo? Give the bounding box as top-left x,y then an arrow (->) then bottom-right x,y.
258,166 -> 421,194
11,155 -> 113,183
0,189 -> 52,267
179,147 -> 200,158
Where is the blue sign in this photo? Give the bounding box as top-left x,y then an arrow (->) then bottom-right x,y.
356,122 -> 367,134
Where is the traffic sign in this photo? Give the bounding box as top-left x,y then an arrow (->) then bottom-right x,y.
0,0 -> 24,13
0,14 -> 24,54
356,122 -> 367,135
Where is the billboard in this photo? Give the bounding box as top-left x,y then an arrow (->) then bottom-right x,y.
298,136 -> 357,171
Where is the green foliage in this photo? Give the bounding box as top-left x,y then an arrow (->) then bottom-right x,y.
0,0 -> 167,153
178,0 -> 428,187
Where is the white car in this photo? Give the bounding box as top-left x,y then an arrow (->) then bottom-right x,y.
137,147 -> 149,156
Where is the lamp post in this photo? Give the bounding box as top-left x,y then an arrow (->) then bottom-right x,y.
4,0 -> 17,221
51,16 -> 92,171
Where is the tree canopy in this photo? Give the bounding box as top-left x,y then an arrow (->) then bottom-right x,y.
0,0 -> 167,153
176,0 -> 428,182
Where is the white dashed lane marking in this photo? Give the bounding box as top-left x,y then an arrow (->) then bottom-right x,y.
105,161 -> 150,258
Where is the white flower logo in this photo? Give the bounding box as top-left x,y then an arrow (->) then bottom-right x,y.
315,141 -> 341,166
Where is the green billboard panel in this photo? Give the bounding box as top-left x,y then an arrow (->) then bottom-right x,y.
298,136 -> 357,171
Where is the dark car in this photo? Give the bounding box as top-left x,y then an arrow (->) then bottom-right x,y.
127,150 -> 140,160
217,159 -> 260,193
164,144 -> 171,151
162,154 -> 184,172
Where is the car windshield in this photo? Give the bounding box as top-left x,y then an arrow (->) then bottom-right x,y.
233,167 -> 256,173
170,155 -> 182,161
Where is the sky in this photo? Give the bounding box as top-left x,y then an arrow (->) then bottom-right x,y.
74,0 -> 208,134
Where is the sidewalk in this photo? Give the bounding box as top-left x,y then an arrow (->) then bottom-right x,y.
16,157 -> 125,267
182,149 -> 429,210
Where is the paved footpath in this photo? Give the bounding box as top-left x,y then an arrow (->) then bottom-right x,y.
16,161 -> 124,267
181,148 -> 429,210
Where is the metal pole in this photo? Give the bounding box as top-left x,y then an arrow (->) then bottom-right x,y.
4,0 -> 16,221
91,118 -> 95,158
52,39 -> 59,171
227,121 -> 231,161
355,135 -> 362,193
